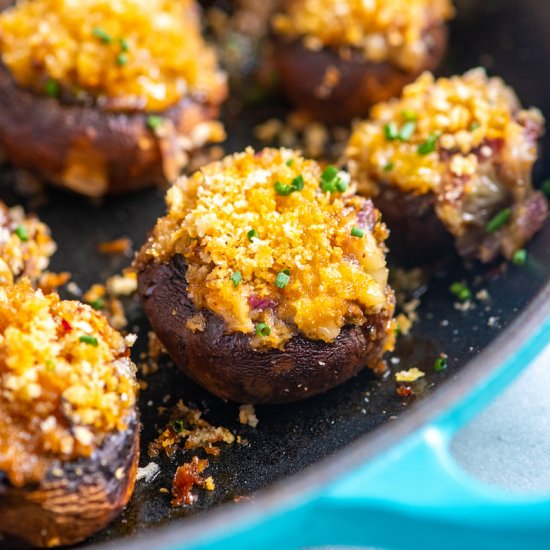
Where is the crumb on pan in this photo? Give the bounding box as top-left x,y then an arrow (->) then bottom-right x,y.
395,367 -> 425,383
98,238 -> 133,256
238,404 -> 259,428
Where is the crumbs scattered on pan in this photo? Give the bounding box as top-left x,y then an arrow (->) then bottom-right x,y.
149,400 -> 235,460
136,462 -> 161,484
98,237 -> 133,257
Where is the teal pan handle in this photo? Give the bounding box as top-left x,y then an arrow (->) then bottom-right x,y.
171,312 -> 550,550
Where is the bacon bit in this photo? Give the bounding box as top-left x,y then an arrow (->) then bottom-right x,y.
171,457 -> 209,507
97,237 -> 132,256
61,318 -> 72,332
396,385 -> 413,398
38,271 -> 71,294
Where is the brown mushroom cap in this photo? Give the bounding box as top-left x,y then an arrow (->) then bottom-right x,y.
138,255 -> 395,404
0,410 -> 139,548
272,24 -> 448,124
0,61 -> 227,196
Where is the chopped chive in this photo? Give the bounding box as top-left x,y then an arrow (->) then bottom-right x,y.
275,271 -> 290,289
14,225 -> 29,242
45,78 -> 60,98
256,323 -> 271,337
486,207 -> 512,233
275,174 -> 304,196
351,226 -> 365,238
469,121 -> 481,131
402,109 -> 417,122
46,359 -> 55,371
512,249 -> 527,266
274,181 -> 293,196
116,53 -> 128,66
231,271 -> 242,287
541,179 -> 550,198
92,27 -> 112,44
383,162 -> 394,172
418,134 -> 439,156
291,174 -> 304,191
434,357 -> 448,372
398,121 -> 416,142
321,165 -> 347,193
286,159 -> 294,167
282,268 -> 291,276
384,122 -> 398,141
247,229 -> 258,242
450,282 -> 471,302
89,298 -> 105,310
146,115 -> 164,131
79,335 -> 98,346
172,419 -> 185,433
118,38 -> 129,52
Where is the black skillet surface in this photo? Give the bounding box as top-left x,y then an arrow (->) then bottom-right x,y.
3,0 -> 550,547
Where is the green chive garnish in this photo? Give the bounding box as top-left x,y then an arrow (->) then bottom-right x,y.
286,159 -> 294,167
45,78 -> 60,98
119,38 -> 129,52
469,121 -> 481,131
398,121 -> 416,142
541,179 -> 550,198
512,249 -> 527,266
434,357 -> 448,372
89,298 -> 105,310
231,271 -> 242,287
92,27 -> 112,44
172,419 -> 185,433
486,207 -> 512,233
275,271 -> 290,289
274,181 -> 293,196
46,359 -> 55,371
402,109 -> 417,122
291,174 -> 304,191
147,115 -> 164,131
450,282 -> 471,302
247,229 -> 258,242
321,165 -> 347,193
384,122 -> 398,141
79,335 -> 98,346
383,162 -> 394,172
116,53 -> 128,66
418,134 -> 439,156
14,225 -> 29,242
256,323 -> 271,337
351,226 -> 365,238
275,174 -> 304,196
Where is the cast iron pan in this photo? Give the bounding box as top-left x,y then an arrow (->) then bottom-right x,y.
2,0 -> 550,547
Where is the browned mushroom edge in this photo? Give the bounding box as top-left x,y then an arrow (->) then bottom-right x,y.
272,24 -> 448,125
0,410 -> 140,548
137,255 -> 395,405
0,60 -> 227,197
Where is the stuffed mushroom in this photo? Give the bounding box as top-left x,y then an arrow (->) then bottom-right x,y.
136,147 -> 395,404
271,0 -> 453,124
0,280 -> 139,547
345,69 -> 548,263
0,0 -> 227,196
0,200 -> 56,284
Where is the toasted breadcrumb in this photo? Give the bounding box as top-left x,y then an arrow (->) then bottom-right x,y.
395,367 -> 425,383
238,404 -> 259,428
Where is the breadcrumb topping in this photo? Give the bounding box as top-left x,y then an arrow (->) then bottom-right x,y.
0,280 -> 138,486
0,202 -> 56,285
272,0 -> 454,71
0,0 -> 226,111
346,69 -> 544,197
137,147 -> 391,348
